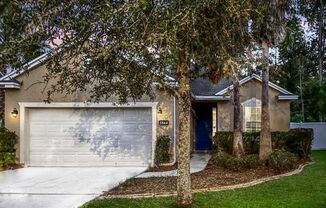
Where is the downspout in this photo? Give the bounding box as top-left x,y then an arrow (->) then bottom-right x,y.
160,96 -> 177,166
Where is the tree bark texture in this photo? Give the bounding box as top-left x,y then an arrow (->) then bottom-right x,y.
176,47 -> 192,207
233,80 -> 245,157
259,40 -> 272,161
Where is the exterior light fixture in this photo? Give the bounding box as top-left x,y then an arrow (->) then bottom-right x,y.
158,107 -> 163,114
11,108 -> 18,118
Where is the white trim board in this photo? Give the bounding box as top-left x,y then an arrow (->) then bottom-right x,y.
192,95 -> 231,101
0,53 -> 52,82
278,95 -> 299,100
241,97 -> 262,106
18,102 -> 158,167
19,102 -> 158,109
0,81 -> 21,89
215,74 -> 295,96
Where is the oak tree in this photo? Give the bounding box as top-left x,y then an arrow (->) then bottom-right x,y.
0,0 -> 280,206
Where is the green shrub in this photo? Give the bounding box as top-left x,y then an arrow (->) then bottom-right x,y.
213,152 -> 262,170
242,154 -> 262,169
214,132 -> 233,154
268,149 -> 297,170
213,151 -> 240,170
243,132 -> 260,154
155,135 -> 170,165
214,129 -> 313,159
281,128 -> 313,159
0,127 -> 18,167
0,152 -> 16,167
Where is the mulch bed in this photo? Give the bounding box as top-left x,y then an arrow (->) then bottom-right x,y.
103,159 -> 306,196
0,164 -> 23,172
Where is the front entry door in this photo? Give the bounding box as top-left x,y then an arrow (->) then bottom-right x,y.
194,104 -> 213,151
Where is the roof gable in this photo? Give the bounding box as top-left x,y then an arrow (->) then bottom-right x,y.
0,52 -> 55,83
215,74 -> 295,96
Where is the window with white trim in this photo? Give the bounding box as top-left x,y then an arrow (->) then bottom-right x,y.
242,98 -> 261,132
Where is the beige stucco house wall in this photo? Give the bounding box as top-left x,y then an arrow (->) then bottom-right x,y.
4,63 -> 177,161
217,79 -> 290,132
2,58 -> 295,163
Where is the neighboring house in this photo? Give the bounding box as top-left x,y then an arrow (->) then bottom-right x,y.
0,54 -> 298,167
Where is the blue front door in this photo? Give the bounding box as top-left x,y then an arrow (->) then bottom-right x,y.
194,104 -> 213,151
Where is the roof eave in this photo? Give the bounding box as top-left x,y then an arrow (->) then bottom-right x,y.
0,81 -> 21,89
278,95 -> 299,100
192,95 -> 231,101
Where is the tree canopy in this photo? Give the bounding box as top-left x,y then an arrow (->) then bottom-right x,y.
0,0 -> 270,102
271,1 -> 325,122
1,3 -> 323,205
0,1 -> 275,206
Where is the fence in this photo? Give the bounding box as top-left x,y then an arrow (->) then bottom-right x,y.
290,122 -> 326,150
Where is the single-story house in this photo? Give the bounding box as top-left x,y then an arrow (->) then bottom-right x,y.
0,54 -> 298,167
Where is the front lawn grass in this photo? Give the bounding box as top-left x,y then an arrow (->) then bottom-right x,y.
82,150 -> 326,208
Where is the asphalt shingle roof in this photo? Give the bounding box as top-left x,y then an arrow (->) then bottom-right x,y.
191,78 -> 232,96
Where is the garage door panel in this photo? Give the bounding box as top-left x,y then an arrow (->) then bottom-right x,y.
123,109 -> 151,120
28,108 -> 153,167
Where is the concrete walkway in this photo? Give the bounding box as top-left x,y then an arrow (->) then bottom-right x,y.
136,154 -> 211,178
0,167 -> 146,208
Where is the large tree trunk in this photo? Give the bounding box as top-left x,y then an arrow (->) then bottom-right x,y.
176,47 -> 192,207
259,40 -> 272,161
233,80 -> 245,157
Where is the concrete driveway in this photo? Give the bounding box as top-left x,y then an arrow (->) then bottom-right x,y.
0,167 -> 146,208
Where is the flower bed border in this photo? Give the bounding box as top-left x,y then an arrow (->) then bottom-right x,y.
100,161 -> 314,200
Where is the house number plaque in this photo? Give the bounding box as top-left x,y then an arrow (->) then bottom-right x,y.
159,120 -> 169,126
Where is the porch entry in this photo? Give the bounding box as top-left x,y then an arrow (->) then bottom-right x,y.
194,103 -> 216,151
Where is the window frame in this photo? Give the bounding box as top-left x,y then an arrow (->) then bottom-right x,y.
241,98 -> 262,132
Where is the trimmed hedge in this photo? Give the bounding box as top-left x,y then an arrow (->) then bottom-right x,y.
155,135 -> 171,165
242,154 -> 263,169
268,149 -> 297,170
0,127 -> 18,167
214,128 -> 313,159
212,152 -> 262,171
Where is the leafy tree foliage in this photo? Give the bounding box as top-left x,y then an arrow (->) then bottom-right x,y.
0,1 -> 264,206
0,1 -> 46,71
302,80 -> 326,121
298,0 -> 325,82
271,6 -> 325,122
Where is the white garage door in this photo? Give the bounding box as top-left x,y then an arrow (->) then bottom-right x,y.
27,108 -> 152,167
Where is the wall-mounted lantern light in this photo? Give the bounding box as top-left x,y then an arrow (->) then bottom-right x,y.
158,107 -> 163,114
11,108 -> 18,118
